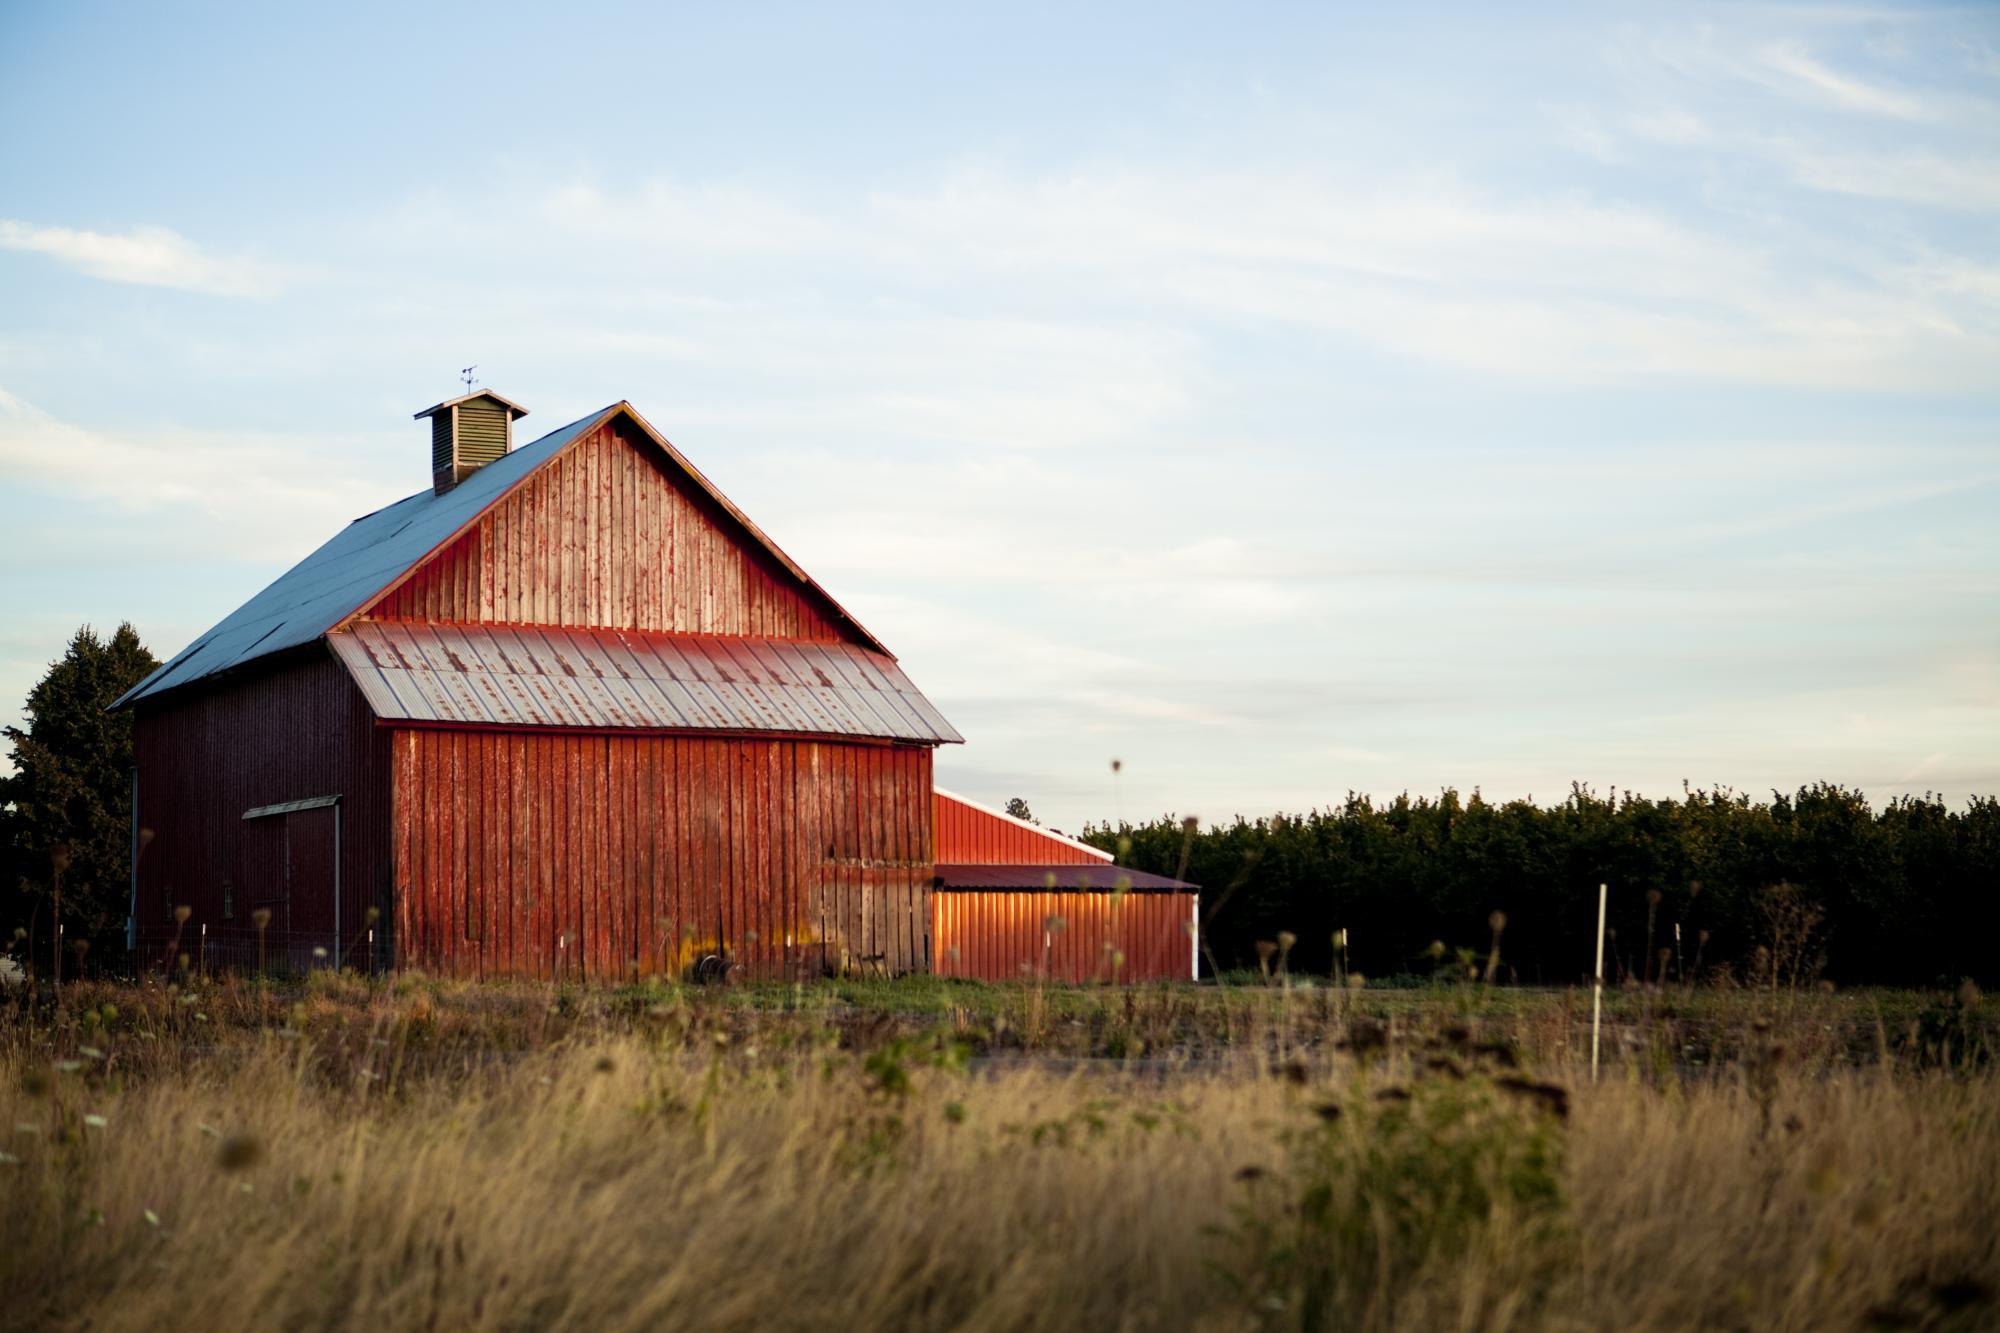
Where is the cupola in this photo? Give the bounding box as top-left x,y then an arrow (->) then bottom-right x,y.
413,390 -> 529,495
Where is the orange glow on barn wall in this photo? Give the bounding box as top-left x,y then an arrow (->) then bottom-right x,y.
932,890 -> 1195,982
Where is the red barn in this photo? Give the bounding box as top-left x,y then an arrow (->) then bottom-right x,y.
116,394 -> 961,978
931,789 -> 1198,982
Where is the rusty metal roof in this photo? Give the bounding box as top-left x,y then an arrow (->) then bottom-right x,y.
115,402 -> 894,710
933,863 -> 1195,892
329,621 -> 962,744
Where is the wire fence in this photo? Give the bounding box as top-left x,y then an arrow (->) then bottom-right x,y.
6,923 -> 390,986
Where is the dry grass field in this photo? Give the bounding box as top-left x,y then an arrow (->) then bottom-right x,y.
2,975 -> 1995,1333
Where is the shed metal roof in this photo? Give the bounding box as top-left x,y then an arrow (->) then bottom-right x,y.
330,621 -> 963,744
933,863 -> 1196,892
114,401 -> 893,709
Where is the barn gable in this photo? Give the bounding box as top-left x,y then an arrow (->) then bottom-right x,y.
115,401 -> 890,710
356,411 -> 854,641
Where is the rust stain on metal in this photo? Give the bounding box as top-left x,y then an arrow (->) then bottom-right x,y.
328,623 -> 961,743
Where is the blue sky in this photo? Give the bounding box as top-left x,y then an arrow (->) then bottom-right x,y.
2,2 -> 1995,829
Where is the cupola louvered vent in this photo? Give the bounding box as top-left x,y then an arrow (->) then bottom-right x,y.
413,390 -> 530,495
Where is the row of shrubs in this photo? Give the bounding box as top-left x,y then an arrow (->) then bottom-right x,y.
1088,783 -> 2000,987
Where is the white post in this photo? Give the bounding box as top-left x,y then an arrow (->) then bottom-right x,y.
1189,894 -> 1199,981
1591,882 -> 1607,1082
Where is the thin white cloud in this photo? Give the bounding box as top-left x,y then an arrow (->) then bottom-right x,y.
0,220 -> 279,296
0,387 -> 381,558
484,162 -> 2000,392
1760,43 -> 1931,120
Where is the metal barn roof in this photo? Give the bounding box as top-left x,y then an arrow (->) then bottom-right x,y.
933,863 -> 1196,893
331,621 -> 963,743
114,401 -> 892,710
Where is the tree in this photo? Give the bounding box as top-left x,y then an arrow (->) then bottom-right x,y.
1004,797 -> 1036,824
2,624 -> 158,975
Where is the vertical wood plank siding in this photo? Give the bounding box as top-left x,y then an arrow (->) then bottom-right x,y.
131,650 -> 391,970
365,420 -> 849,640
391,729 -> 933,980
932,891 -> 1196,983
933,791 -> 1108,864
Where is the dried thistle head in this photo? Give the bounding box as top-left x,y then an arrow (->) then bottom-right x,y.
1181,815 -> 1199,833
1647,889 -> 1663,906
173,905 -> 192,924
1043,915 -> 1066,935
1255,940 -> 1278,966
250,908 -> 272,931
1110,758 -> 1122,775
49,843 -> 72,874
364,907 -> 381,926
1488,911 -> 1507,935
1276,931 -> 1297,956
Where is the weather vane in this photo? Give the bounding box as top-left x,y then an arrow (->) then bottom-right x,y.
461,365 -> 478,392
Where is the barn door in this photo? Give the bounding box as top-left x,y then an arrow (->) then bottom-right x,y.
237,819 -> 289,936
240,796 -> 341,969
284,807 -> 338,950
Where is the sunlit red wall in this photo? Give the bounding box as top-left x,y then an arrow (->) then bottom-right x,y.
933,890 -> 1196,982
933,791 -> 1110,865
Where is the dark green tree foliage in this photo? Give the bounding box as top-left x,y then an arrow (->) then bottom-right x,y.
1003,797 -> 1036,824
1088,784 -> 2000,987
2,624 -> 158,968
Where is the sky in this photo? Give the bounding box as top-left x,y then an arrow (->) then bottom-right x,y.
1,2 -> 1996,831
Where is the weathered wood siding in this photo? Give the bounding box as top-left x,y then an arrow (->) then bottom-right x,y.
390,729 -> 933,979
366,418 -> 850,639
933,890 -> 1197,983
131,649 -> 392,970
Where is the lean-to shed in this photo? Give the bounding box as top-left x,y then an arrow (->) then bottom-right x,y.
116,394 -> 961,979
931,789 -> 1198,982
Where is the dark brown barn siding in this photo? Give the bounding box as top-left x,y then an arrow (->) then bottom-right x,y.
363,420 -> 850,640
390,729 -> 933,980
131,650 -> 391,970
933,891 -> 1197,983
933,790 -> 1111,865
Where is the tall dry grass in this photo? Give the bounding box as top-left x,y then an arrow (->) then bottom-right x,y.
1,979 -> 1995,1332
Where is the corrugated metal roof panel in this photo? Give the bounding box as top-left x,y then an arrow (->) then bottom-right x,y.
933,788 -> 1116,864
933,863 -> 1196,892
328,622 -> 964,744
